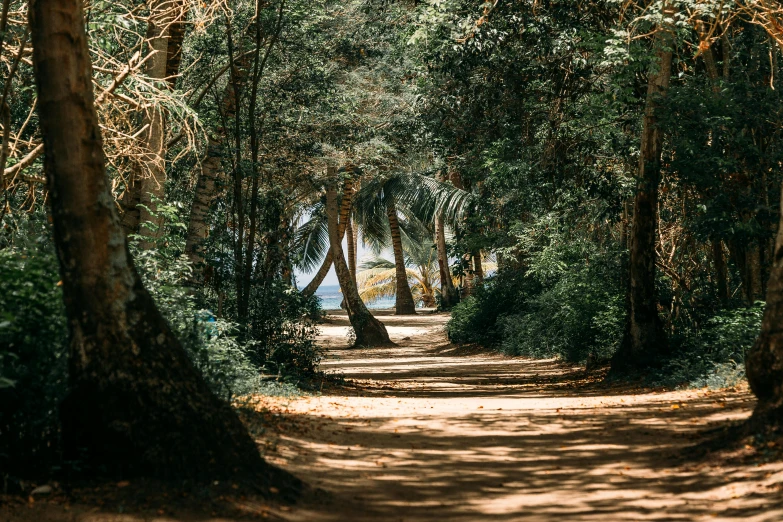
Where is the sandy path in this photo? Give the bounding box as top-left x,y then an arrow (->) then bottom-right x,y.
254,311 -> 783,522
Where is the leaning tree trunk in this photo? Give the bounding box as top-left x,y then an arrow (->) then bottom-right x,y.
184,51 -> 252,270
346,215 -> 357,283
326,182 -> 391,346
28,0 -> 298,487
387,200 -> 417,315
340,214 -> 357,310
121,0 -> 175,246
612,11 -> 673,372
302,169 -> 353,297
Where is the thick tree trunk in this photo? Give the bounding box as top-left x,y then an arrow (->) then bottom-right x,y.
387,201 -> 416,315
301,170 -> 353,297
436,212 -> 458,308
122,0 -> 174,246
613,12 -> 673,371
326,182 -> 391,346
29,0 -> 297,487
747,179 -> 783,417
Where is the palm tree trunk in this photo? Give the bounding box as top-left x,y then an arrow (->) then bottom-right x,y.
387,200 -> 416,315
436,202 -> 458,309
347,215 -> 357,282
29,0 -> 298,488
340,214 -> 357,309
612,6 -> 674,372
326,182 -> 391,346
462,254 -> 475,298
302,170 -> 353,297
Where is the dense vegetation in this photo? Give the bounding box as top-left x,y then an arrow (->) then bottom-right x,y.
2,0 -> 783,491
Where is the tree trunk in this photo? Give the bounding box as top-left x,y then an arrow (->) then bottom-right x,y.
713,239 -> 730,306
388,200 -> 416,315
748,245 -> 764,303
702,45 -> 731,308
184,48 -> 253,271
462,254 -> 474,298
121,0 -> 174,246
165,1 -> 187,89
436,212 -> 458,308
301,169 -> 353,297
473,252 -> 484,283
747,179 -> 783,417
346,215 -> 357,284
28,0 -> 297,488
613,10 -> 673,371
326,182 -> 391,346
341,213 -> 357,309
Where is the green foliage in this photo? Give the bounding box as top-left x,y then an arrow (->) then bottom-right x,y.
655,303 -> 764,389
243,282 -> 323,380
0,205 -> 322,476
500,263 -> 624,363
448,239 -> 624,363
0,237 -> 67,476
447,269 -> 537,346
130,232 -> 265,402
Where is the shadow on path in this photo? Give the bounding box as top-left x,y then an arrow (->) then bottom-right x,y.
256,312 -> 783,521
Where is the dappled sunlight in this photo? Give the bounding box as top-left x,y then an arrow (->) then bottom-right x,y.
249,312 -> 783,521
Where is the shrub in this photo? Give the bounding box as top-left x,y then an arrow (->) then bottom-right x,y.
447,241 -> 624,363
244,282 -> 323,380
655,302 -> 764,389
499,261 -> 624,363
0,241 -> 68,477
447,269 -> 536,345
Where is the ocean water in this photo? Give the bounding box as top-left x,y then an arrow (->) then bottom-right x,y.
316,284 -> 395,310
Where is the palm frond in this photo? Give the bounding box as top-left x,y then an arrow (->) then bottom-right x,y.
291,202 -> 329,272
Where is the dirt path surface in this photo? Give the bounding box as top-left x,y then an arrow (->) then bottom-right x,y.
256,311 -> 783,522
5,311 -> 783,522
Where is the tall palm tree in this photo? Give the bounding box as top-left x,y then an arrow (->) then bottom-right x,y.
357,236 -> 444,308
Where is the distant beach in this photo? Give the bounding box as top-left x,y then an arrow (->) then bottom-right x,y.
315,284 -> 395,310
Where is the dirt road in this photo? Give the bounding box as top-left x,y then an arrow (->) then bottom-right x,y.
6,311 -> 783,521
256,311 -> 783,522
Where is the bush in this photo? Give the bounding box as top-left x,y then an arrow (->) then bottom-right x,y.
0,219 -> 322,477
447,269 -> 536,345
244,282 -> 323,380
0,241 -> 68,477
447,241 -> 624,363
655,302 -> 764,389
499,260 -> 624,362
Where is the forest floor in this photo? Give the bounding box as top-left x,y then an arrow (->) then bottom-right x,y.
5,311 -> 783,521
